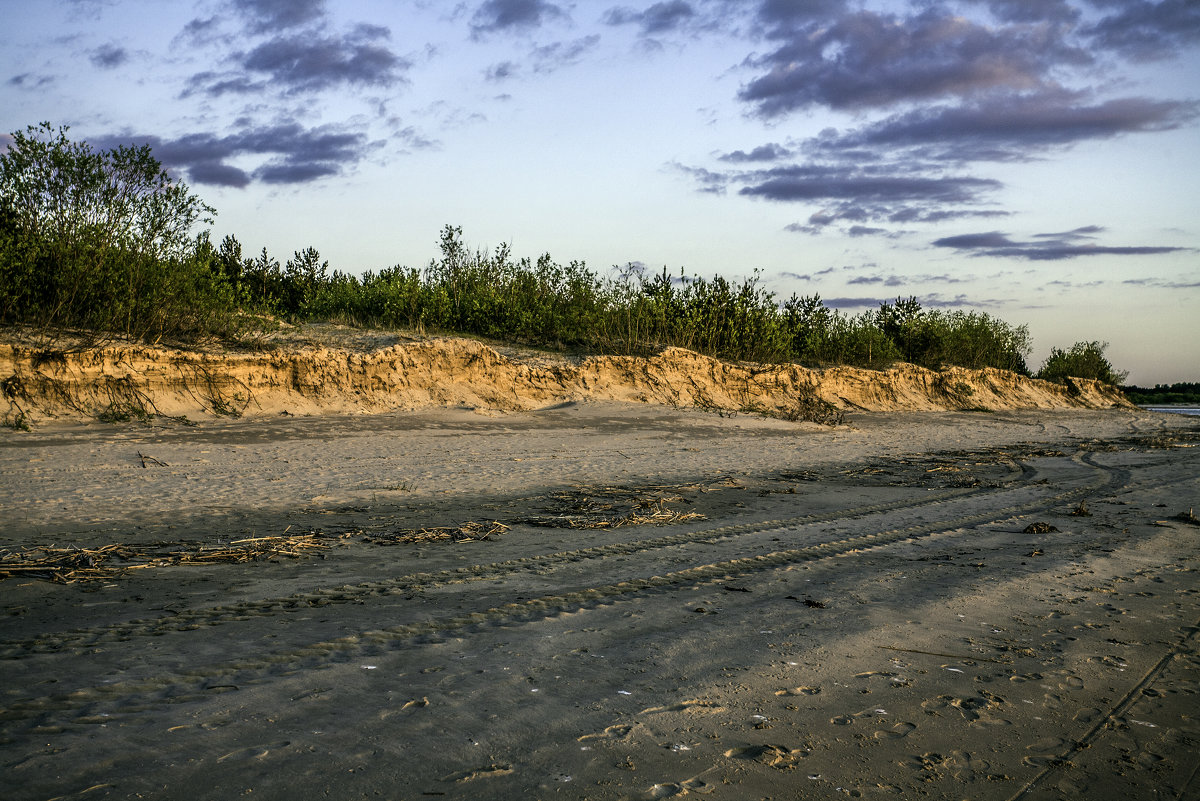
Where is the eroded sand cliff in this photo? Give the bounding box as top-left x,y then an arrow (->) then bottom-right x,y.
0,336 -> 1129,426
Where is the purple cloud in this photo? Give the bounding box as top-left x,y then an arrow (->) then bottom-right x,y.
739,8 -> 1087,116
803,91 -> 1198,162
89,43 -> 128,68
604,1 -> 697,35
471,0 -> 567,37
91,122 -> 388,188
932,228 -> 1190,259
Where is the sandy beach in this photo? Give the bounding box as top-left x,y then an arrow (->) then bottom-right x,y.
2,402 -> 1198,800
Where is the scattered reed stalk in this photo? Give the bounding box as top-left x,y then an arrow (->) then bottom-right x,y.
0,534 -> 338,584
363,521 -> 509,544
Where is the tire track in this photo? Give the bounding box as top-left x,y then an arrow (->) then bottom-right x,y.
0,453 -> 1122,728
1,483 -> 1010,656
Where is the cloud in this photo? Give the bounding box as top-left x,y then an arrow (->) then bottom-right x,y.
604,1 -> 697,35
821,296 -> 892,309
738,7 -> 1088,116
530,35 -> 601,72
919,293 -> 1001,308
485,61 -> 519,81
822,292 -> 1001,309
717,143 -> 792,162
962,0 -> 1080,24
186,160 -> 252,188
185,25 -> 409,96
934,232 -> 1016,249
470,0 -> 567,37
734,164 -> 1004,226
7,73 -> 56,89
1086,0 -> 1200,61
1032,225 -> 1103,239
178,16 -> 225,46
671,162 -> 730,195
754,0 -> 847,32
254,161 -> 340,184
62,0 -> 116,20
848,273 -> 904,285
92,122 -> 384,188
1121,277 -> 1200,289
89,43 -> 128,68
803,91 -> 1198,163
232,0 -> 327,34
932,229 -> 1190,259
739,165 -> 1001,204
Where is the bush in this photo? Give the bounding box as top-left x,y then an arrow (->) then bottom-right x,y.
0,124 -> 1059,374
1037,341 -> 1128,386
0,122 -> 238,341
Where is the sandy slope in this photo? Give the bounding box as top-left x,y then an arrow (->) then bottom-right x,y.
1,334 -> 1127,428
1,403 -> 1197,801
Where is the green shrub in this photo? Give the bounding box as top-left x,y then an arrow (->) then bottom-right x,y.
1037,341 -> 1128,386
0,122 -> 241,341
0,125 -> 1058,375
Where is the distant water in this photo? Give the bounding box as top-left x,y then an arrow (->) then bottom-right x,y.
1143,406 -> 1200,416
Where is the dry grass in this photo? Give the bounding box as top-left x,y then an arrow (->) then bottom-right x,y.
362,521 -> 510,544
0,534 -> 340,584
517,486 -> 707,529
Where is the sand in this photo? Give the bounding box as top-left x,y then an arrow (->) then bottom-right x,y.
0,334 -> 1127,429
1,399 -> 1198,801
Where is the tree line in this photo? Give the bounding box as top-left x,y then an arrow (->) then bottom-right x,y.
1,123 -> 1127,384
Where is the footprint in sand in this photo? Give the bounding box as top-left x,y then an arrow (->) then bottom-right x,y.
724,744 -> 807,769
776,686 -> 821,697
947,749 -> 994,782
442,763 -> 514,782
578,723 -> 639,741
215,741 -> 292,762
874,722 -> 917,739
648,775 -> 716,797
1057,674 -> 1085,690
920,693 -> 1005,722
648,781 -> 713,798
1087,655 -> 1128,668
1022,737 -> 1068,767
641,699 -> 726,715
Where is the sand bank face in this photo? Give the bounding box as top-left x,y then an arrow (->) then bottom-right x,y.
1,405 -> 1197,800
0,336 -> 1128,427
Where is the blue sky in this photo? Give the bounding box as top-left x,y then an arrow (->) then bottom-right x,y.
2,0 -> 1197,384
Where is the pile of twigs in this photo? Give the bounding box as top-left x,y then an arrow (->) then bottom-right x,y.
517,489 -> 706,530
0,534 -> 335,584
363,521 -> 510,544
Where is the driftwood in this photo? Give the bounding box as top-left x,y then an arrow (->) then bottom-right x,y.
137,451 -> 168,468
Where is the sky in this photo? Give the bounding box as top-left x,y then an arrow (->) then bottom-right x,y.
1,0 -> 1198,384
